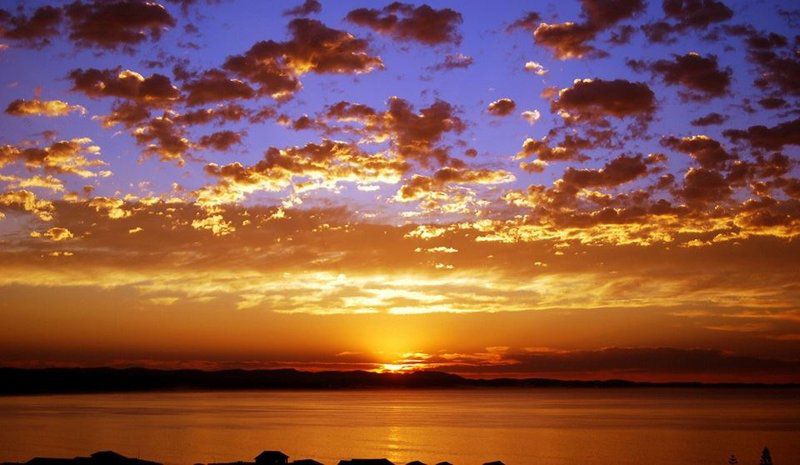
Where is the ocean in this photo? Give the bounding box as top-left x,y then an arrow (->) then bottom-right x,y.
0,389 -> 798,465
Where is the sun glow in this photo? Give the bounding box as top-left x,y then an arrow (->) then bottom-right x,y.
376,363 -> 419,374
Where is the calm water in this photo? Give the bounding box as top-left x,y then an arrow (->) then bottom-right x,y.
0,389 -> 798,465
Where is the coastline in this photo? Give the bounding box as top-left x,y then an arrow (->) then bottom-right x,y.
2,367 -> 798,396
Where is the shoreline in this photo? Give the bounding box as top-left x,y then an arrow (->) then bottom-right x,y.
2,367 -> 799,396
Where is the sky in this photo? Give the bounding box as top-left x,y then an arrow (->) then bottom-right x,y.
0,0 -> 799,382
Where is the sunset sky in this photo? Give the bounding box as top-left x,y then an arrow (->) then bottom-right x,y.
0,0 -> 799,382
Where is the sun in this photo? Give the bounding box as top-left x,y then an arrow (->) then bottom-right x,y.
376,363 -> 418,374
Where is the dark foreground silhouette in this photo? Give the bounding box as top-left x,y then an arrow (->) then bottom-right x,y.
1,367 -> 798,395
0,447 -> 778,465
0,450 -> 506,465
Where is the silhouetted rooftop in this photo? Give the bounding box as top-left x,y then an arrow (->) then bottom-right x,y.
2,451 -> 161,465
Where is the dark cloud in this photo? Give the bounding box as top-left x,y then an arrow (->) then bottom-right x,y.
64,0 -> 175,51
561,154 -> 649,189
506,11 -> 541,32
551,79 -> 656,125
283,0 -> 322,17
723,117 -> 800,151
198,130 -> 243,151
176,104 -> 251,126
679,167 -> 732,204
68,68 -> 180,106
183,69 -> 255,106
223,19 -> 383,99
730,27 -> 800,97
346,3 -> 462,45
662,135 -> 734,170
0,5 -> 62,47
630,53 -> 731,100
98,101 -> 151,128
758,97 -> 788,110
322,98 -> 466,167
644,0 -> 733,43
582,0 -> 646,28
396,167 -> 513,202
133,115 -> 191,165
435,347 -> 800,381
690,112 -> 728,126
487,98 -> 516,117
523,0 -> 644,59
663,0 -> 733,30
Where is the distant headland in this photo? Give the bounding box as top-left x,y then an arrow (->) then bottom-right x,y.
1,367 -> 798,396
0,449 -> 506,465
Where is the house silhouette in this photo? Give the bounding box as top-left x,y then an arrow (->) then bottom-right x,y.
255,452 -> 289,465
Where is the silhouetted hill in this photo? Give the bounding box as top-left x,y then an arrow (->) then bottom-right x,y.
0,367 -> 796,395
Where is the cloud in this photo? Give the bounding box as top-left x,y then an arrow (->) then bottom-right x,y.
132,114 -> 192,165
0,190 -> 55,221
69,68 -> 180,106
487,98 -> 516,117
176,103 -> 252,126
198,130 -> 243,151
679,167 -> 732,204
515,135 -> 592,162
183,69 -> 255,106
662,135 -> 734,170
736,28 -> 800,97
0,138 -> 106,178
643,0 -> 733,43
283,0 -> 322,17
428,53 -> 473,71
723,117 -> 800,151
322,97 -> 466,167
191,214 -> 236,236
561,154 -> 649,189
521,0 -> 645,59
521,110 -> 541,125
64,0 -> 175,51
395,166 -> 515,203
690,112 -> 727,127
0,5 -> 62,47
346,3 -> 462,45
663,0 -> 733,29
5,98 -> 86,117
524,61 -> 547,75
629,53 -> 731,100
223,19 -> 383,99
0,174 -> 64,192
197,139 -> 406,207
533,22 -> 599,60
551,78 -> 656,125
34,227 -> 74,241
423,347 -> 800,382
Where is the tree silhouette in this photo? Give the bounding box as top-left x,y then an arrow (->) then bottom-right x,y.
728,454 -> 738,465
759,447 -> 773,465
